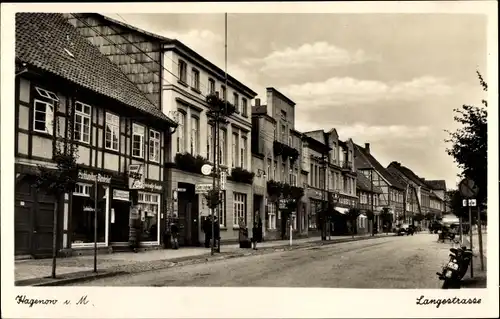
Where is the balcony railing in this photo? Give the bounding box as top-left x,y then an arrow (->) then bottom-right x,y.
340,160 -> 353,170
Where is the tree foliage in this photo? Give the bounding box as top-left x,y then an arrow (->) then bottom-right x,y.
445,71 -> 487,206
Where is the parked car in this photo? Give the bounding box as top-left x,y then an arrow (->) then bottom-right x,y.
396,223 -> 411,236
429,221 -> 443,234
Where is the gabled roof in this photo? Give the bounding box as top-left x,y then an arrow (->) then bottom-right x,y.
425,180 -> 447,191
356,172 -> 383,194
387,162 -> 430,190
16,13 -> 176,126
386,166 -> 410,189
87,13 -> 257,97
353,143 -> 405,190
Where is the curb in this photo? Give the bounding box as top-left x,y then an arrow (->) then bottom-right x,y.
20,234 -> 393,286
16,271 -> 127,287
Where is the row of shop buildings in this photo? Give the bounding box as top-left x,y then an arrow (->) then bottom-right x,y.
14,13 -> 448,258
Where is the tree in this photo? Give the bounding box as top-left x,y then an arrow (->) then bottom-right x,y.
346,208 -> 362,238
33,101 -> 79,278
445,71 -> 487,208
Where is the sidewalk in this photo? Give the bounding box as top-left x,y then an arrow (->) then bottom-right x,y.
460,231 -> 487,288
15,233 -> 392,286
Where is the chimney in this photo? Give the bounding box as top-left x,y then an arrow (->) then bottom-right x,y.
255,98 -> 261,106
365,143 -> 370,154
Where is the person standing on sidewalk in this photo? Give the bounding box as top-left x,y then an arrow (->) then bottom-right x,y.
213,216 -> 221,253
251,221 -> 262,250
170,221 -> 179,250
203,216 -> 212,248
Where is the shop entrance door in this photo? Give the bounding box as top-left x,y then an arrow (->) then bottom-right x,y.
177,183 -> 199,246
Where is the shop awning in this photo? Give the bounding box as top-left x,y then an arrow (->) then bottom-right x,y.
335,207 -> 349,215
441,214 -> 459,225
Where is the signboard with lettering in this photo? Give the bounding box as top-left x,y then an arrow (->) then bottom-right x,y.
195,184 -> 213,194
128,164 -> 145,189
144,182 -> 162,191
78,171 -> 111,184
220,171 -> 227,190
113,189 -> 130,201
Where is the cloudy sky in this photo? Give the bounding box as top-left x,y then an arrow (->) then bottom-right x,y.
104,13 -> 487,189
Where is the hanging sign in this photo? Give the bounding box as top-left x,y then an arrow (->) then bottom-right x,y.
144,182 -> 162,191
128,164 -> 145,189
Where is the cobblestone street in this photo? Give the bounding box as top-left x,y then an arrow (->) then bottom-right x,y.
72,233 -> 474,288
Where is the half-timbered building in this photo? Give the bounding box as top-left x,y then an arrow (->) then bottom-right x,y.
14,13 -> 176,257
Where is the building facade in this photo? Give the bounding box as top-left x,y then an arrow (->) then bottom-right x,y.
356,173 -> 383,234
68,13 -> 258,245
15,13 -> 176,257
354,143 -> 405,230
251,89 -> 307,241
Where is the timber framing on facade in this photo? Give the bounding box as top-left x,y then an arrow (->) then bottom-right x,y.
14,13 -> 176,257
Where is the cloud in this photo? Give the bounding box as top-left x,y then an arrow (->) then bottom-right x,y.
281,76 -> 455,108
243,42 -> 377,74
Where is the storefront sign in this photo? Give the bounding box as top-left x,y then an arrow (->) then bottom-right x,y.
195,183 -> 213,194
144,182 -> 162,191
78,171 -> 111,184
83,206 -> 95,212
128,164 -> 145,189
113,189 -> 130,202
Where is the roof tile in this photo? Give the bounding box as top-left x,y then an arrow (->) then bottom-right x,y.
16,13 -> 176,126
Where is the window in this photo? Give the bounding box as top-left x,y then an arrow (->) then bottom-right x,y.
191,68 -> 200,90
73,183 -> 91,197
74,102 -> 91,144
190,117 -> 199,155
332,143 -> 337,160
232,133 -> 238,167
219,129 -> 227,165
71,184 -> 106,245
267,203 -> 276,230
242,98 -> 248,117
178,60 -> 187,83
137,192 -> 160,242
221,85 -> 227,100
233,93 -> 239,112
267,159 -> 271,178
149,130 -> 161,162
282,164 -> 286,182
309,164 -> 313,185
292,212 -> 297,230
214,190 -> 226,227
281,122 -> 287,143
273,161 -> 277,180
33,100 -> 54,134
177,112 -> 185,153
105,112 -> 119,151
208,78 -> 215,94
35,87 -> 59,101
233,192 -> 247,226
240,136 -> 247,168
132,123 -> 145,158
207,124 -> 213,162
289,166 -> 298,186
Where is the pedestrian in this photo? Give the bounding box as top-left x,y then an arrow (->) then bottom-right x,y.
170,222 -> 179,249
213,216 -> 221,252
251,222 -> 259,250
203,216 -> 212,248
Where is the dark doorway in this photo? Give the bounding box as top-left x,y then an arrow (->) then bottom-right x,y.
110,198 -> 131,243
177,183 -> 200,246
15,175 -> 56,257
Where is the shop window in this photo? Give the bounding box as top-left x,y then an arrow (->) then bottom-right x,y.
137,192 -> 160,242
71,184 -> 106,245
